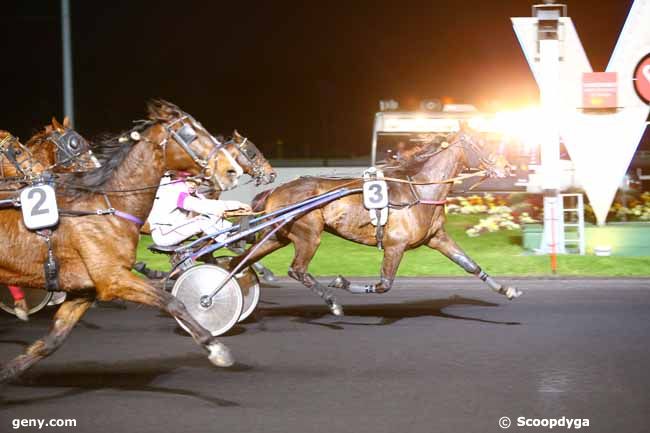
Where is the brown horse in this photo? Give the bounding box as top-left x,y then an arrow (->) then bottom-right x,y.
0,118 -> 97,180
134,129 -> 277,279
1,119 -> 97,319
0,100 -> 247,383
232,129 -> 523,315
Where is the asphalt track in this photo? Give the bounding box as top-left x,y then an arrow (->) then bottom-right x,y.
1,277 -> 649,433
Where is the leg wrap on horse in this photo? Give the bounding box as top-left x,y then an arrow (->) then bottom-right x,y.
8,285 -> 25,300
451,253 -> 517,297
452,253 -> 480,274
478,270 -> 501,291
478,270 -> 522,299
329,275 -> 393,294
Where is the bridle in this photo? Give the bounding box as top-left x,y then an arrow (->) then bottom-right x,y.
406,131 -> 500,175
455,132 -> 503,176
46,128 -> 96,171
155,110 -> 268,186
0,133 -> 35,177
222,135 -> 267,185
157,113 -> 244,190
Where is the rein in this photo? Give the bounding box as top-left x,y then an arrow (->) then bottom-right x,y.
0,134 -> 33,177
274,135 -> 491,213
49,114 -> 229,225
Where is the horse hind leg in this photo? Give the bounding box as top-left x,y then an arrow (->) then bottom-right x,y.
329,242 -> 406,295
0,294 -> 94,383
286,225 -> 343,316
288,269 -> 343,316
94,269 -> 234,367
227,245 -> 276,283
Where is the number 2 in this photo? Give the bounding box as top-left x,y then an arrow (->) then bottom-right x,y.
28,188 -> 49,216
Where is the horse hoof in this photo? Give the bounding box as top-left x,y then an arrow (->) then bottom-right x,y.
14,301 -> 29,322
329,275 -> 350,290
330,302 -> 344,316
261,270 -> 276,283
207,342 -> 235,367
504,287 -> 523,300
14,309 -> 29,322
0,364 -> 19,384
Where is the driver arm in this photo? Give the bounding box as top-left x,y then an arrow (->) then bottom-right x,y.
178,193 -> 250,217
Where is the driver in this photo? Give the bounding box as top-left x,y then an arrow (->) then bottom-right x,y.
149,171 -> 252,247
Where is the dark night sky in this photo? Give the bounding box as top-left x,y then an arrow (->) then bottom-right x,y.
1,0 -> 641,158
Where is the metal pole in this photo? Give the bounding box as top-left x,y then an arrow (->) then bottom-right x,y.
61,0 -> 75,126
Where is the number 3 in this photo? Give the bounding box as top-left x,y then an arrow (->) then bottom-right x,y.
368,183 -> 384,204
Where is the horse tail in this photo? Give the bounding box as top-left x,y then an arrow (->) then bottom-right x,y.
251,187 -> 276,212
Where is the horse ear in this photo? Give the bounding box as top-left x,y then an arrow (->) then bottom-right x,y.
233,130 -> 242,140
51,117 -> 64,131
45,125 -> 53,134
147,99 -> 181,121
63,116 -> 71,128
147,99 -> 165,120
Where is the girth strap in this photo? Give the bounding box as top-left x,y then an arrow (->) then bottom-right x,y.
58,208 -> 144,225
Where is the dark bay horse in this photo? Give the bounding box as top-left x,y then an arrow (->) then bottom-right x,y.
232,129 -> 523,315
0,100 -> 246,382
0,117 -> 97,180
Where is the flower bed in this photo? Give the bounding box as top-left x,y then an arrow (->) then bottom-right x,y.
446,194 -> 540,237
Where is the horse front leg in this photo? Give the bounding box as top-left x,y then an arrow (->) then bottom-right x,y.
427,229 -> 523,299
0,294 -> 94,383
329,243 -> 406,295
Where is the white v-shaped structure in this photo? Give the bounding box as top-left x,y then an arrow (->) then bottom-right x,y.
512,0 -> 650,225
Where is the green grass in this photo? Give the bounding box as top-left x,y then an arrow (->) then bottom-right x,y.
137,215 -> 650,277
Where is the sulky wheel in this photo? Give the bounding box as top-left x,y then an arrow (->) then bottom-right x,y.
0,286 -> 53,318
212,256 -> 261,322
236,267 -> 260,322
171,264 -> 243,337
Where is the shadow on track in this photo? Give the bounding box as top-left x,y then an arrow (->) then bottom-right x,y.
250,295 -> 521,330
0,354 -> 250,408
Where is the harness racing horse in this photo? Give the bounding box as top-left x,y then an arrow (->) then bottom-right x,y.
0,118 -> 97,180
0,120 -> 97,319
0,100 -> 244,383
201,130 -> 278,281
133,129 -> 277,280
232,128 -> 523,315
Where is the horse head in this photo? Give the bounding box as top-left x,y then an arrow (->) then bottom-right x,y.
453,122 -> 511,179
146,99 -> 241,191
0,130 -> 31,176
222,130 -> 276,186
41,117 -> 100,172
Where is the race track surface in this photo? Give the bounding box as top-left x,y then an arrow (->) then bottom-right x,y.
1,277 -> 649,433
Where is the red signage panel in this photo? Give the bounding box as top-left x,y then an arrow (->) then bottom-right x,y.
633,53 -> 650,105
582,72 -> 618,109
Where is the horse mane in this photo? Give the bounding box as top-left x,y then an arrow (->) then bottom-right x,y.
383,134 -> 452,176
59,121 -> 153,197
